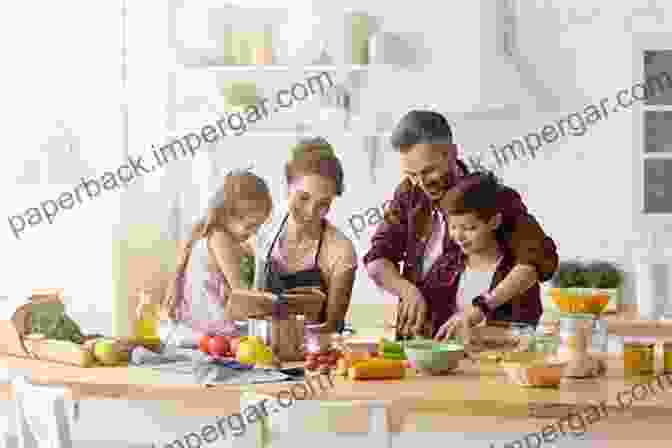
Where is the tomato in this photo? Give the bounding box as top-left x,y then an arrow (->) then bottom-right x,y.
229,337 -> 241,356
199,335 -> 212,354
327,352 -> 339,363
304,360 -> 318,370
305,352 -> 318,362
317,354 -> 330,364
209,336 -> 230,357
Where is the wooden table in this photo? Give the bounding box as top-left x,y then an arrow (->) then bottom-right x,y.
2,352 -> 672,446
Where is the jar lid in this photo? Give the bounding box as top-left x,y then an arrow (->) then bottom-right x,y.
557,312 -> 594,320
623,336 -> 657,344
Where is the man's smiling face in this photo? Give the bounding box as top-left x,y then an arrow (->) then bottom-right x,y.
400,143 -> 461,203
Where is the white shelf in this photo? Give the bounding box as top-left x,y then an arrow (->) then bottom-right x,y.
229,130 -> 392,138
180,64 -> 371,72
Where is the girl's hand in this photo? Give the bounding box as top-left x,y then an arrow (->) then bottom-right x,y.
434,312 -> 466,342
433,308 -> 485,343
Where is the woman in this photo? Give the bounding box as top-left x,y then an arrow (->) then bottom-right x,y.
253,137 -> 358,334
160,169 -> 273,345
433,171 -> 543,342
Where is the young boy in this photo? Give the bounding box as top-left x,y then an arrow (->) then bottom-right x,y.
434,171 -> 543,342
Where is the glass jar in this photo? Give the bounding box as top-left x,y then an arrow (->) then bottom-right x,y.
664,342 -> 672,373
510,323 -> 536,351
558,313 -> 594,354
591,318 -> 609,353
623,337 -> 656,376
303,322 -> 341,373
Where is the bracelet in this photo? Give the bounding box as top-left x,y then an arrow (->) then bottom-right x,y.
482,291 -> 498,309
272,294 -> 289,320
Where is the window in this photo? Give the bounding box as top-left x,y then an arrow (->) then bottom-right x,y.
632,35 -> 672,229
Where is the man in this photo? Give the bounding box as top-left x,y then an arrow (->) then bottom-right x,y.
363,110 -> 558,340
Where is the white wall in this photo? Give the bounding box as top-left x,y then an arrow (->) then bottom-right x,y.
1,1 -> 124,335
6,1 -> 669,335
122,1 -> 672,314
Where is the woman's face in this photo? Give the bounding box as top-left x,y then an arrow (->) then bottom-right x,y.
448,212 -> 501,255
287,174 -> 337,229
223,200 -> 271,242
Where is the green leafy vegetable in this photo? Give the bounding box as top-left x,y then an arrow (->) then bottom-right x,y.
29,302 -> 84,344
551,260 -> 623,289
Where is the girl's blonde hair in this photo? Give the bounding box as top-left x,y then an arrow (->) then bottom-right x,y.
162,170 -> 272,320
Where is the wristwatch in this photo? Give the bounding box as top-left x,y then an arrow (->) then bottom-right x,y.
472,295 -> 491,315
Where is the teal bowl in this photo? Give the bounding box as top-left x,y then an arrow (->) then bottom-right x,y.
403,339 -> 466,375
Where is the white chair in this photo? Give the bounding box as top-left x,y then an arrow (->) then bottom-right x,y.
240,391 -> 391,448
12,376 -> 75,448
1,368 -> 35,448
11,376 -> 152,448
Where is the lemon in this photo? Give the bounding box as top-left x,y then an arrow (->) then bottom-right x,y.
246,336 -> 265,347
237,340 -> 258,364
257,346 -> 274,365
93,339 -> 121,366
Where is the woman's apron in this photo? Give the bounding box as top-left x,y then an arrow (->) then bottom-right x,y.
264,214 -> 327,299
255,214 -> 341,360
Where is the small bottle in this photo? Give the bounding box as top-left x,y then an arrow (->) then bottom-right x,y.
135,291 -> 160,342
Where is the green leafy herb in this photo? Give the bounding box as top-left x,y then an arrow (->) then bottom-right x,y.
551,260 -> 623,289
29,302 -> 84,344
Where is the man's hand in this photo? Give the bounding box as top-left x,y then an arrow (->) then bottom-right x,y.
397,283 -> 428,337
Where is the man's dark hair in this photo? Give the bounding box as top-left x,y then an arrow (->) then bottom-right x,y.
390,110 -> 453,151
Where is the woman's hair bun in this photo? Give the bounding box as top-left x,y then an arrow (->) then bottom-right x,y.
291,136 -> 336,160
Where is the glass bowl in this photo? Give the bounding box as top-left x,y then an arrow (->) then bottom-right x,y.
550,288 -> 610,314
403,339 -> 465,375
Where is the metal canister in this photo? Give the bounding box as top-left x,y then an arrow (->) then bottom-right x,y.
623,337 -> 656,375
248,318 -> 272,347
304,321 -> 332,354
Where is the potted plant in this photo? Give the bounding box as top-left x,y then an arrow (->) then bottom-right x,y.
548,260 -> 623,314
583,261 -> 623,313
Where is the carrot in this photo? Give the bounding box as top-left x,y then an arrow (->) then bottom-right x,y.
348,359 -> 406,380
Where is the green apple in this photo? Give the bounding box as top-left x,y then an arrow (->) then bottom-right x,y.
93,339 -> 121,366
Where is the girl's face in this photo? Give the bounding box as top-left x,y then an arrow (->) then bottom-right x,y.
222,200 -> 271,242
448,212 -> 501,255
287,174 -> 337,229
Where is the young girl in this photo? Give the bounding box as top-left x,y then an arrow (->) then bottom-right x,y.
434,171 -> 543,341
162,169 -> 273,342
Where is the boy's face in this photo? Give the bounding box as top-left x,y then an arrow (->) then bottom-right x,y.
448,212 -> 501,255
